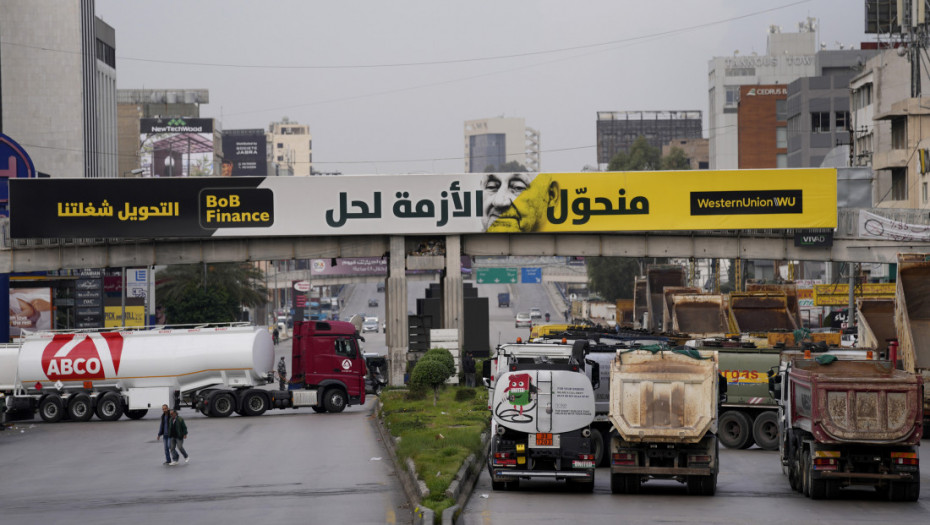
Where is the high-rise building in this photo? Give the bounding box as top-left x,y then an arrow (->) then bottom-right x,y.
464,117 -> 539,172
707,20 -> 818,169
0,0 -> 117,178
596,111 -> 703,167
267,118 -> 312,176
116,89 -> 210,177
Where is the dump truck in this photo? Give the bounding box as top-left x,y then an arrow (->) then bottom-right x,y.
746,282 -> 802,328
608,347 -> 721,495
728,291 -> 798,333
857,298 -> 896,350
772,353 -> 923,500
668,293 -> 729,338
894,253 -> 930,432
633,277 -> 648,329
661,287 -> 702,333
645,265 -> 687,331
486,340 -> 598,491
2,321 -> 373,423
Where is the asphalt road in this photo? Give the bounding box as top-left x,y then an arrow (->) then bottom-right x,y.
0,382 -> 411,525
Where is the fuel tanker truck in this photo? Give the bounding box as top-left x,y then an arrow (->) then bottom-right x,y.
2,321 -> 371,424
486,340 -> 598,492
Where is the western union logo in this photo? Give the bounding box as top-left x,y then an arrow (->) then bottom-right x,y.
690,190 -> 802,215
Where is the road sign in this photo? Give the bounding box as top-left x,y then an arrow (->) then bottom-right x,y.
521,267 -> 542,283
475,268 -> 518,284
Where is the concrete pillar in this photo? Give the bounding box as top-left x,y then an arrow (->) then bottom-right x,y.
387,236 -> 408,386
442,236 -> 465,344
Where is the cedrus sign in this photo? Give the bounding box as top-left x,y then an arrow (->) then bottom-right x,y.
8,169 -> 837,238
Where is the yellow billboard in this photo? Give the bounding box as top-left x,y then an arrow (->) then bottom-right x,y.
812,283 -> 895,306
492,168 -> 837,233
104,306 -> 146,327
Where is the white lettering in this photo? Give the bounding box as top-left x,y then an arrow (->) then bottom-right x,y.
86,358 -> 101,374
47,360 -> 59,376
60,359 -> 73,375
74,358 -> 85,374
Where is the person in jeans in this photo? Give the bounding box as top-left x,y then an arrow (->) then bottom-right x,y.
463,352 -> 476,387
167,410 -> 189,465
156,404 -> 172,465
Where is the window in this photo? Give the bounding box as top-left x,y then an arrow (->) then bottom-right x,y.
891,118 -> 906,149
334,338 -> 355,358
853,83 -> 872,110
725,67 -> 755,77
775,100 -> 787,121
308,140 -> 312,149
277,155 -> 283,161
787,115 -> 802,134
776,153 -> 788,168
776,127 -> 787,148
277,143 -> 284,148
923,182 -> 927,204
725,86 -> 740,107
891,168 -> 907,200
835,111 -> 850,131
811,112 -> 830,133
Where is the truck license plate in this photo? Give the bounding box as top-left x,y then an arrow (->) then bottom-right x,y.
531,433 -> 558,448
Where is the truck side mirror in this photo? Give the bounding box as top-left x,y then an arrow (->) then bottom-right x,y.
718,373 -> 728,404
587,360 -> 600,390
482,362 -> 491,381
768,371 -> 782,400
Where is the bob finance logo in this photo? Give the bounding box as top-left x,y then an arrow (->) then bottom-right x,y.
41,333 -> 124,381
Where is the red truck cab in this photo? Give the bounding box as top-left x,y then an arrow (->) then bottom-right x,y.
290,320 -> 367,411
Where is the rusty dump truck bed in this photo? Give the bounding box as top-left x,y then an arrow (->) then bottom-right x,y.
895,254 -> 930,372
608,349 -> 718,443
670,294 -> 728,337
789,358 -> 923,445
728,292 -> 798,333
857,298 -> 896,350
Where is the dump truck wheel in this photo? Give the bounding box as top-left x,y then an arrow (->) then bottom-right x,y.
95,392 -> 124,421
824,480 -> 841,499
752,412 -> 779,451
491,479 -> 506,491
688,473 -> 717,496
788,458 -> 801,492
625,474 -> 641,495
568,477 -> 594,493
39,395 -> 63,423
610,473 -> 626,494
718,411 -> 754,449
67,394 -> 93,422
801,449 -> 812,497
505,479 -> 520,490
888,480 -> 920,502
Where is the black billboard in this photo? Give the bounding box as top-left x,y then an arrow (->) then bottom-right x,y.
9,177 -> 272,238
221,129 -> 267,176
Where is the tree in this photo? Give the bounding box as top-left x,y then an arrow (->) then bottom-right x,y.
607,136 -> 660,171
156,262 -> 268,324
422,348 -> 456,377
410,355 -> 454,406
660,147 -> 692,170
587,258 -> 641,301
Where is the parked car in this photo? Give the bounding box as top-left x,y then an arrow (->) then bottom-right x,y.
530,307 -> 542,319
362,316 -> 380,333
515,312 -> 532,328
368,298 -> 379,307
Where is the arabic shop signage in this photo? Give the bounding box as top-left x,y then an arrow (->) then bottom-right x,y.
8,169 -> 837,239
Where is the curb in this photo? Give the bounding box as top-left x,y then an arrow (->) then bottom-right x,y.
373,399 -> 489,525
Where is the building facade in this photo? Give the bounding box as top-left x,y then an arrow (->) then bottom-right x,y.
737,85 -> 788,168
661,138 -> 709,170
267,118 -> 312,176
0,0 -> 117,178
464,117 -> 539,172
785,49 -> 878,169
708,21 -> 818,169
597,111 -> 702,167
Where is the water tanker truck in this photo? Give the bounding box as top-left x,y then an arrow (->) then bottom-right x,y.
2,320 -> 374,423
486,340 -> 598,491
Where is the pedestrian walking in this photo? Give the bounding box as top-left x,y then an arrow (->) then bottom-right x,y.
156,404 -> 171,465
277,356 -> 288,390
463,352 -> 476,388
168,410 -> 189,465
272,327 -> 280,345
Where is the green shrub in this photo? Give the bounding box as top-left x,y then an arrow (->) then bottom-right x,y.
410,356 -> 453,406
423,348 -> 456,377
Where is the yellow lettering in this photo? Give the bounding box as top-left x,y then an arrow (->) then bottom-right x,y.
206,195 -> 217,207
229,195 -> 240,207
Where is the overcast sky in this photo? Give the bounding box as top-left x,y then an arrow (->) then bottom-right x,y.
96,0 -> 869,175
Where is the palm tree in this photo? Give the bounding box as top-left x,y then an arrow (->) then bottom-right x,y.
156,263 -> 268,324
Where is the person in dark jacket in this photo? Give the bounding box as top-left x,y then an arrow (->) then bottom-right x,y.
277,356 -> 288,390
463,352 -> 476,387
156,404 -> 171,465
168,409 -> 189,465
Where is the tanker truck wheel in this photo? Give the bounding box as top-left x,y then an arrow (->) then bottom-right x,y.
38,395 -> 63,423
209,393 -> 235,418
590,429 -> 606,467
718,411 -> 755,449
125,409 -> 148,420
323,388 -> 347,413
96,392 -> 124,421
311,406 -> 327,413
67,394 -> 93,422
242,390 -> 268,417
751,412 -> 779,451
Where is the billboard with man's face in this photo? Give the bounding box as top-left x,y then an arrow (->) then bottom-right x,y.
221,129 -> 267,176
9,169 -> 838,238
